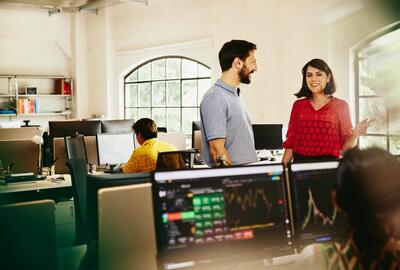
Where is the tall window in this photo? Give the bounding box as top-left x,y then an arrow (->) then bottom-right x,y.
356,23 -> 400,154
124,57 -> 211,134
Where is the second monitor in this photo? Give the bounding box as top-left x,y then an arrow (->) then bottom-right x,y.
252,124 -> 283,150
96,133 -> 135,167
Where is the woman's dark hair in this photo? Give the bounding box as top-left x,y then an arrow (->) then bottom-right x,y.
132,118 -> 158,140
218,40 -> 257,72
335,147 -> 400,263
294,58 -> 336,98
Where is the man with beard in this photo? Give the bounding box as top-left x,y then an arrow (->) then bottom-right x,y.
200,40 -> 258,166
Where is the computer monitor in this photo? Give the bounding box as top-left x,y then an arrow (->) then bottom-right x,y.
48,120 -> 101,138
0,140 -> 39,174
96,133 -> 135,166
252,124 -> 283,150
152,165 -> 292,270
100,119 -> 132,134
65,135 -> 87,163
289,161 -> 347,247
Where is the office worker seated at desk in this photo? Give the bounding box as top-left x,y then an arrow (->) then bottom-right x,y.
292,147 -> 400,270
122,118 -> 176,173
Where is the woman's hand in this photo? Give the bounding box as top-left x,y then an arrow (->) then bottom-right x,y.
353,118 -> 371,137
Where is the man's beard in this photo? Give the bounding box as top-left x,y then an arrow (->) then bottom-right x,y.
239,64 -> 253,84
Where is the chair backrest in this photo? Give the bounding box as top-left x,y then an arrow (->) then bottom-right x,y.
54,136 -> 98,174
65,135 -> 87,162
193,130 -> 202,154
156,149 -> 197,170
66,158 -> 88,245
98,183 -> 157,270
0,199 -> 57,270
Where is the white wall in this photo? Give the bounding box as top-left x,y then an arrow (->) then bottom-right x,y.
0,0 -> 398,126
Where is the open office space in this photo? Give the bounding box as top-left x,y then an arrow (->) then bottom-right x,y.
0,1 -> 400,270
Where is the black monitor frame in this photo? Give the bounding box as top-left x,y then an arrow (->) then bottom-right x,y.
152,164 -> 292,269
288,161 -> 347,248
252,124 -> 283,150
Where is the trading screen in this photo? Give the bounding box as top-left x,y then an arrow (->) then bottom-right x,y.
290,162 -> 347,246
153,165 -> 291,269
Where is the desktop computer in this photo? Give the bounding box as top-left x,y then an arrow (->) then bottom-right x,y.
152,165 -> 292,270
96,133 -> 135,172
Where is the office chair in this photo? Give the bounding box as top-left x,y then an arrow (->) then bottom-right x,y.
0,199 -> 57,270
156,149 -> 198,170
65,134 -> 88,162
65,158 -> 88,245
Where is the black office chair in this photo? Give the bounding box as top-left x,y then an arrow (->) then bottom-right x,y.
65,158 -> 88,245
65,134 -> 88,162
156,149 -> 198,170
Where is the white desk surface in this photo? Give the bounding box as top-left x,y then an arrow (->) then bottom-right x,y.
0,174 -> 71,194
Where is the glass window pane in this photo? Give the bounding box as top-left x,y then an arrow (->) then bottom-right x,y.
182,59 -> 197,78
125,108 -> 137,121
167,80 -> 180,107
182,108 -> 198,134
182,80 -> 197,107
152,82 -> 166,107
138,83 -> 151,107
359,59 -> 377,96
125,70 -> 138,82
359,136 -> 387,149
198,79 -> 211,105
359,97 -> 387,134
167,108 -> 181,132
152,59 -> 166,80
125,84 -> 137,107
138,63 -> 151,81
198,64 -> 211,77
166,58 -> 181,79
390,137 -> 400,155
138,108 -> 151,119
152,108 -> 166,128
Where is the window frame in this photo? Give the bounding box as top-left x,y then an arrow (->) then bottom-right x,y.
354,21 -> 400,153
123,56 -> 211,134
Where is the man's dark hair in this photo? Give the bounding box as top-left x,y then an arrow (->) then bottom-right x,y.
218,40 -> 257,72
294,58 -> 336,98
132,118 -> 157,140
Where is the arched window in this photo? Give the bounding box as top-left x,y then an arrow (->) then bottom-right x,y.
355,22 -> 400,154
124,56 -> 211,134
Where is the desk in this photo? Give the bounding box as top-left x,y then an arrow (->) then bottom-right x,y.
0,175 -> 72,204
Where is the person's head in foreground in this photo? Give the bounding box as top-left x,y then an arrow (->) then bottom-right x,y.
334,146 -> 400,267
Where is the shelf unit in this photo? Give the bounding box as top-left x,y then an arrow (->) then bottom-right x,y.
0,75 -> 73,121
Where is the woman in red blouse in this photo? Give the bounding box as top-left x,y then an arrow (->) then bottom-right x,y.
282,59 -> 369,164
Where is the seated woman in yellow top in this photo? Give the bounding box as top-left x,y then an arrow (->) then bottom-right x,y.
122,118 -> 177,173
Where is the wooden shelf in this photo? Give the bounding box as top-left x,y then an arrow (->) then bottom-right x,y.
18,111 -> 72,116
18,94 -> 71,98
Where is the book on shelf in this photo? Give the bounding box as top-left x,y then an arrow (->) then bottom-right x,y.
17,98 -> 37,114
55,79 -> 71,95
